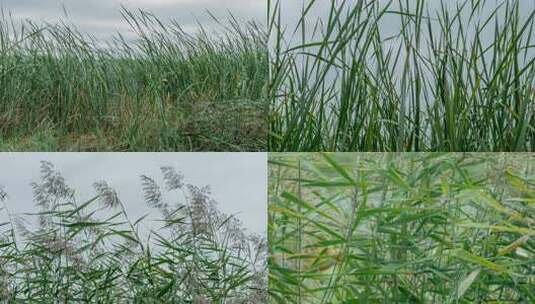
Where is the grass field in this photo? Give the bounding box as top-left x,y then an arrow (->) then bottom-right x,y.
0,162 -> 267,302
269,153 -> 534,303
269,0 -> 535,152
0,9 -> 267,151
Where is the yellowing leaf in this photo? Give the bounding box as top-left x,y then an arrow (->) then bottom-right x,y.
458,222 -> 535,235
505,171 -> 535,198
453,249 -> 507,273
498,235 -> 531,256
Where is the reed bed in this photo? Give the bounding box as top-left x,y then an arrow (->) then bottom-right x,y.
0,9 -> 267,151
0,162 -> 267,302
269,0 -> 535,151
269,153 -> 535,303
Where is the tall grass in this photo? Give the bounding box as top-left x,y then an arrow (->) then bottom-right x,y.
0,9 -> 268,151
0,162 -> 267,302
269,0 -> 535,151
269,152 -> 535,303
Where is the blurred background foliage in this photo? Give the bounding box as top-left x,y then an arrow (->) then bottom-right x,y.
269,153 -> 534,303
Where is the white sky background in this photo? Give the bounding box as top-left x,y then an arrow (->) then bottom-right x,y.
0,0 -> 266,39
273,0 -> 535,89
276,0 -> 535,42
0,153 -> 267,236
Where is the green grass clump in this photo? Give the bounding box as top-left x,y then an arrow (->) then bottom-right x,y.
0,162 -> 267,302
269,152 -> 535,303
0,9 -> 268,151
269,0 -> 535,151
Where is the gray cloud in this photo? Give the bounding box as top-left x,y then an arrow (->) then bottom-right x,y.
0,153 -> 267,235
276,0 -> 535,41
0,0 -> 265,38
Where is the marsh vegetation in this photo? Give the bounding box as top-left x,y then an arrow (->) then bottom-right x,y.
269,153 -> 534,303
269,0 -> 535,151
0,162 -> 267,302
0,9 -> 267,151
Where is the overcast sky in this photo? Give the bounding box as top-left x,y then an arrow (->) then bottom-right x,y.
273,0 -> 535,86
0,0 -> 265,38
277,0 -> 535,42
0,153 -> 267,235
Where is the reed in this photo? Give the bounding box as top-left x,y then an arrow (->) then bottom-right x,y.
0,162 -> 267,302
269,152 -> 535,303
0,9 -> 268,151
269,0 -> 535,152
